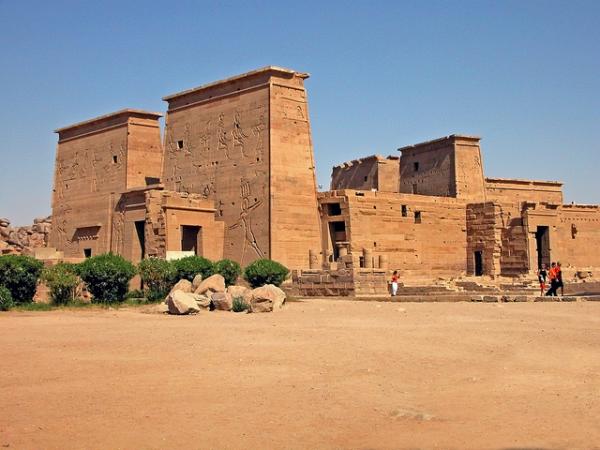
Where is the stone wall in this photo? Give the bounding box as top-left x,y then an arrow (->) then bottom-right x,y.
399,135 -> 485,200
0,216 -> 52,255
319,190 -> 468,279
49,109 -> 163,259
162,66 -> 321,269
330,155 -> 399,192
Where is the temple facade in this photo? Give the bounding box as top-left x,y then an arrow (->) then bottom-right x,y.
48,66 -> 600,293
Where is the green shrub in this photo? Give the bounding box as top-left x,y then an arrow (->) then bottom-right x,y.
138,258 -> 176,301
172,256 -> 214,282
214,259 -> 242,286
232,296 -> 249,313
0,285 -> 14,311
42,263 -> 80,305
243,259 -> 289,288
0,255 -> 44,303
77,253 -> 136,303
124,289 -> 146,300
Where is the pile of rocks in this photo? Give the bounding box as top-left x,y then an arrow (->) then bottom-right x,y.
0,216 -> 52,255
163,274 -> 286,315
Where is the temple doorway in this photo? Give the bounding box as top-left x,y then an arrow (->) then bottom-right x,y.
535,226 -> 551,269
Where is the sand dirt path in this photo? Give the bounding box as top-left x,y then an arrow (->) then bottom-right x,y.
1,300 -> 599,449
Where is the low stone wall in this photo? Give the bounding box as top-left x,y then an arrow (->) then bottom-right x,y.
291,268 -> 388,297
0,216 -> 51,255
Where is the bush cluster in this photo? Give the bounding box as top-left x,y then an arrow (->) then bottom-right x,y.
0,285 -> 14,311
214,259 -> 242,286
0,255 -> 44,303
78,253 -> 136,303
0,251 -> 289,308
172,256 -> 214,282
243,259 -> 289,287
138,257 -> 176,301
41,263 -> 80,305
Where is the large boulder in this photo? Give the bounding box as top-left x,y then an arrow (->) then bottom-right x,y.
195,293 -> 211,310
195,274 -> 226,295
211,292 -> 233,311
169,279 -> 193,294
247,284 -> 286,313
166,290 -> 201,315
192,274 -> 203,291
227,285 -> 250,300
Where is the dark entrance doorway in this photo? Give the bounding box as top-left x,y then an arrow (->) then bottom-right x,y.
181,225 -> 201,255
535,226 -> 550,269
328,221 -> 346,261
135,221 -> 145,260
474,250 -> 483,276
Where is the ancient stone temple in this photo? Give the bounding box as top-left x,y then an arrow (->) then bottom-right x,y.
49,67 -> 321,269
47,66 -> 600,294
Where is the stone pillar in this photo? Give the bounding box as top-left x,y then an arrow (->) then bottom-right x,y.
309,249 -> 319,269
379,254 -> 388,270
363,248 -> 373,269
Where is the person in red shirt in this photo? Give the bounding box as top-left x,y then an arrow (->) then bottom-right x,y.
391,270 -> 399,296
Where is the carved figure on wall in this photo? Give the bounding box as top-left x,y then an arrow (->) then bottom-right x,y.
112,200 -> 126,254
217,112 -> 230,159
228,177 -> 264,261
232,109 -> 249,157
251,105 -> 266,164
571,223 -> 578,239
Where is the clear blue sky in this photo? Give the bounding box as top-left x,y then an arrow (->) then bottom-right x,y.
1,0 -> 598,225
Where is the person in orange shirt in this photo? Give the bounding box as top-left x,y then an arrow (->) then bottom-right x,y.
545,262 -> 558,296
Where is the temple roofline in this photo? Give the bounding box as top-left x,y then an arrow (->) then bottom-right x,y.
162,66 -> 309,102
54,109 -> 163,134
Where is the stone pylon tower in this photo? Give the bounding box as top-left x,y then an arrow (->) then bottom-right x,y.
161,67 -> 322,269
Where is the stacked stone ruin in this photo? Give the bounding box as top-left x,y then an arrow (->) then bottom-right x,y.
0,216 -> 51,255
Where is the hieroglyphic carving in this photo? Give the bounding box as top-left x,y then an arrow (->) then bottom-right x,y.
232,109 -> 249,157
217,112 -> 230,159
112,199 -> 126,254
251,104 -> 266,164
228,176 -> 265,260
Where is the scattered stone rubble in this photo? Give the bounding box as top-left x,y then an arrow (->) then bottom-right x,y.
163,273 -> 286,315
0,216 -> 51,255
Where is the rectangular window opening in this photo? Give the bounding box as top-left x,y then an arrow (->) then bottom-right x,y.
401,205 -> 407,217
414,162 -> 419,171
177,140 -> 184,149
414,211 -> 422,224
83,248 -> 92,258
327,203 -> 342,216
112,155 -> 118,164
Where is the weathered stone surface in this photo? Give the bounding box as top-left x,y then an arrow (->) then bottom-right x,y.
194,294 -> 211,310
211,292 -> 233,311
192,274 -> 203,291
195,274 -> 226,295
227,285 -> 250,300
166,290 -> 201,315
247,284 -> 286,313
0,216 -> 51,255
170,279 -> 193,294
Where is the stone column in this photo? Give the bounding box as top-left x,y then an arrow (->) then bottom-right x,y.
379,254 -> 388,270
309,249 -> 319,269
363,248 -> 373,269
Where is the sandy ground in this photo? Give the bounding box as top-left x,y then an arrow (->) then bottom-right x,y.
1,300 -> 599,450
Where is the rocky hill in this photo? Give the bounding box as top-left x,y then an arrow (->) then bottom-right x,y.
0,216 -> 51,255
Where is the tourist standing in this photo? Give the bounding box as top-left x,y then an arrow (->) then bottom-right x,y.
556,261 -> 564,296
545,262 -> 558,296
391,270 -> 399,296
537,263 -> 548,296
